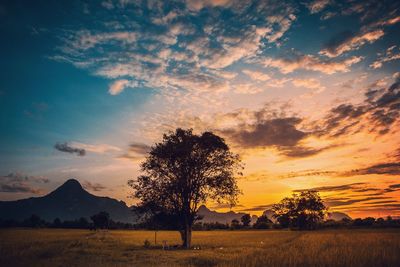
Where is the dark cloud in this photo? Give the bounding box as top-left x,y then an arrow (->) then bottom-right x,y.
293,182 -> 366,193
324,196 -> 391,207
0,172 -> 47,194
317,103 -> 367,137
344,162 -> 400,176
82,181 -> 106,192
209,203 -> 244,210
221,116 -> 334,158
279,144 -> 338,158
128,143 -> 151,155
0,183 -> 40,193
318,76 -> 400,137
280,169 -> 337,179
322,30 -> 355,55
239,204 -> 273,212
54,142 -> 86,156
388,184 -> 400,189
118,143 -> 150,161
218,76 -> 399,158
353,187 -> 381,193
223,117 -> 307,148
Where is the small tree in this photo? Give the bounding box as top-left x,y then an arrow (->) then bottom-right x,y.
231,219 -> 241,229
272,191 -> 326,230
241,214 -> 251,227
91,211 -> 110,229
129,128 -> 242,248
253,215 -> 272,229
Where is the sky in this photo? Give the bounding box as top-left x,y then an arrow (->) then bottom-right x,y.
0,0 -> 399,218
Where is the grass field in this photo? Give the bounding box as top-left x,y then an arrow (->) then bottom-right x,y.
1,229 -> 399,267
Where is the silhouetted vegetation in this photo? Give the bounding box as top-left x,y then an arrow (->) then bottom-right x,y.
241,214 -> 251,227
91,211 -> 110,229
129,128 -> 242,248
1,212 -> 400,231
253,215 -> 273,229
272,191 -> 327,230
0,213 -> 134,230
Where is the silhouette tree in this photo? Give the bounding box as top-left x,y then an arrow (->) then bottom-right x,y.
53,218 -> 62,228
91,211 -> 110,229
253,215 -> 272,229
272,191 -> 326,230
231,219 -> 241,229
241,214 -> 251,227
129,128 -> 242,248
25,214 -> 44,228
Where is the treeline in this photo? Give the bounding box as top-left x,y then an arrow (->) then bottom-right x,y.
192,216 -> 400,230
322,216 -> 400,229
1,213 -> 399,230
0,212 -> 135,230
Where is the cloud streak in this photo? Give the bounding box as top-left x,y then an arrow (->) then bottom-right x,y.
54,142 -> 86,156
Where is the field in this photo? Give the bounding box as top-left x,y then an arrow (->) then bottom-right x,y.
1,229 -> 400,267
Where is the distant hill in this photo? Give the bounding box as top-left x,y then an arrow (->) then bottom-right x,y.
197,206 -> 352,225
262,209 -> 277,223
327,212 -> 352,221
0,179 -> 135,223
264,209 -> 351,222
197,205 -> 257,224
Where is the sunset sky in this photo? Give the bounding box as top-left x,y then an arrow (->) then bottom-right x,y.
0,0 -> 399,218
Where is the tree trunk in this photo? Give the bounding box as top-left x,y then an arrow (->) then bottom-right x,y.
180,222 -> 192,248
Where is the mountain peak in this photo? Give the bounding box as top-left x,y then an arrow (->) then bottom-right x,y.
49,178 -> 86,197
198,205 -> 210,212
62,178 -> 83,189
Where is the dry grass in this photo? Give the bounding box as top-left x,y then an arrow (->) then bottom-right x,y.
0,229 -> 399,266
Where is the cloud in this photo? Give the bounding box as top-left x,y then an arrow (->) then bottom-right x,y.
66,30 -> 137,51
370,45 -> 400,69
279,144 -> 337,158
239,204 -> 273,212
53,0 -> 298,101
220,112 -> 335,158
388,184 -> 400,190
324,196 -> 391,207
279,169 -> 337,179
127,143 -> 151,155
203,26 -> 272,69
305,0 -> 330,14
281,162 -> 400,180
109,79 -> 130,95
320,29 -> 384,58
223,117 -> 307,148
291,78 -> 325,94
233,83 -> 263,94
0,183 -> 40,193
119,143 -> 151,161
242,69 -> 271,81
186,0 -> 232,11
69,142 -> 121,154
261,54 -> 363,74
317,75 -> 400,137
54,142 -> 86,156
0,172 -> 48,194
293,182 -> 366,192
82,181 -> 107,192
344,162 -> 400,176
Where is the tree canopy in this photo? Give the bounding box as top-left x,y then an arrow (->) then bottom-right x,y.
272,191 -> 327,230
129,128 -> 242,248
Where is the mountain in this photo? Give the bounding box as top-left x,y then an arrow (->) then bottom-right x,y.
263,209 -> 351,222
197,205 -> 257,224
197,206 -> 352,225
262,209 -> 277,223
0,179 -> 135,223
327,212 -> 352,221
